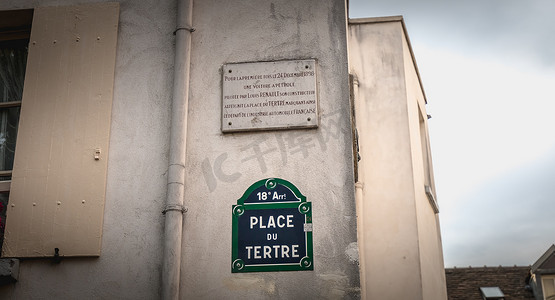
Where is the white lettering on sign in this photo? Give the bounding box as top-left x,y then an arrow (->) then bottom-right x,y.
292,244 -> 299,257
245,245 -> 300,259
256,191 -> 286,201
249,215 -> 294,229
267,233 -> 278,240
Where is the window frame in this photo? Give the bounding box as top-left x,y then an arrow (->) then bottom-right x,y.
0,99 -> 23,192
0,10 -> 32,252
0,9 -> 32,193
542,275 -> 555,300
418,103 -> 439,213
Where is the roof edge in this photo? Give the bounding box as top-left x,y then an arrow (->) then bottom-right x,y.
532,244 -> 555,273
348,15 -> 428,104
348,15 -> 404,25
445,266 -> 531,271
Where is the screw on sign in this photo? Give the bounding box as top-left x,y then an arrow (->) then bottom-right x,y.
231,178 -> 313,272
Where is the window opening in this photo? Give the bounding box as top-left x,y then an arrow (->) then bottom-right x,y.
0,8 -> 32,250
419,105 -> 438,213
543,276 -> 555,300
479,287 -> 505,299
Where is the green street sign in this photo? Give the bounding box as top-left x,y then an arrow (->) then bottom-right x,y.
232,178 -> 313,272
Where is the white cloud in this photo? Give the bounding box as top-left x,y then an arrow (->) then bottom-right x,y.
350,0 -> 555,266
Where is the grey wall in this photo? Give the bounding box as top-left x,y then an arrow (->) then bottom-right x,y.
0,0 -> 174,298
181,0 -> 360,298
0,0 -> 360,298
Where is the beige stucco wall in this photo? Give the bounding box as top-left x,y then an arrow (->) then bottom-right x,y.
349,17 -> 447,300
180,0 -> 360,298
401,28 -> 448,300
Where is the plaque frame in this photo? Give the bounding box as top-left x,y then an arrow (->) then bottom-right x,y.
222,59 -> 319,132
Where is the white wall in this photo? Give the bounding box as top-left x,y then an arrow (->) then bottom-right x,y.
180,0 -> 360,298
402,28 -> 448,300
0,0 -> 174,298
349,17 -> 447,300
350,19 -> 422,299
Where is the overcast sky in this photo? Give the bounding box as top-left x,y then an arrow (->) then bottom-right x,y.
349,0 -> 555,267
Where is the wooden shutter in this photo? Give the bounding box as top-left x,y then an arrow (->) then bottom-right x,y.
2,2 -> 119,257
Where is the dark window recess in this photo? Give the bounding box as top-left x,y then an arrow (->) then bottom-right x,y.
0,8 -> 32,251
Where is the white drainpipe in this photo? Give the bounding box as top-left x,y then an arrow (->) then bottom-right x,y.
162,0 -> 193,299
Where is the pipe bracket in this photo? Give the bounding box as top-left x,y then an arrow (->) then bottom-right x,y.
173,27 -> 195,35
162,204 -> 187,214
